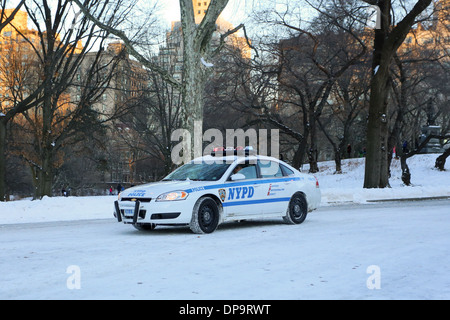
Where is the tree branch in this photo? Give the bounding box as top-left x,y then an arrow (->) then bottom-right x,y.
70,0 -> 181,90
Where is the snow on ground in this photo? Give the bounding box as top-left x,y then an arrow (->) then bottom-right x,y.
0,154 -> 449,300
1,201 -> 449,300
0,154 -> 449,224
311,154 -> 450,205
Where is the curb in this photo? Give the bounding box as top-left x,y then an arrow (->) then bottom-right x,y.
366,196 -> 450,203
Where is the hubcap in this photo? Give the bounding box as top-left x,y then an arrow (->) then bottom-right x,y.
293,199 -> 304,218
201,206 -> 213,225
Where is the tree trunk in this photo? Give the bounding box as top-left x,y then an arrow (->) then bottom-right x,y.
35,79 -> 55,199
292,135 -> 308,169
398,134 -> 448,185
0,1 -> 26,201
400,154 -> 411,186
363,0 -> 432,188
308,107 -> 319,173
435,148 -> 450,171
334,151 -> 342,174
178,0 -> 230,161
0,119 -> 6,201
181,37 -> 206,157
36,147 -> 54,198
364,0 -> 392,188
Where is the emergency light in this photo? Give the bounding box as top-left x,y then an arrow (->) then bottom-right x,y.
211,146 -> 255,156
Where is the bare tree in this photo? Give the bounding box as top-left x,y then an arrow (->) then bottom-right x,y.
317,61 -> 371,173
0,0 -> 24,29
0,0 -> 42,201
71,0 -> 246,160
114,69 -> 184,180
361,0 -> 433,188
435,147 -> 450,171
7,0 -> 125,198
238,0 -> 367,172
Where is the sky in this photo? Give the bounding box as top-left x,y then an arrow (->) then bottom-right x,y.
160,0 -> 249,27
5,0 -> 292,33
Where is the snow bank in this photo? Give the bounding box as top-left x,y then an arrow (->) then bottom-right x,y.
314,154 -> 450,205
0,195 -> 114,224
0,154 -> 449,224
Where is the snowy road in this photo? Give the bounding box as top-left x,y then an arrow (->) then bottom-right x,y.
1,199 -> 449,300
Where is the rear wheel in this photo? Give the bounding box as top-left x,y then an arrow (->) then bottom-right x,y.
284,193 -> 308,224
190,197 -> 220,234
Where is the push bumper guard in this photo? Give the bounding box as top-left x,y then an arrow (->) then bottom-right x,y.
114,200 -> 141,224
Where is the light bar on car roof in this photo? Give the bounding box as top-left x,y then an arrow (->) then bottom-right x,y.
211,146 -> 255,156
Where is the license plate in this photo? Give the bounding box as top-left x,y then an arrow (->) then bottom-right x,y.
124,209 -> 134,216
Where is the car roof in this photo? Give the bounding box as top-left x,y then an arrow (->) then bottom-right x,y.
192,154 -> 283,163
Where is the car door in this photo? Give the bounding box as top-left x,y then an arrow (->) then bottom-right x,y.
223,161 -> 265,219
257,159 -> 291,215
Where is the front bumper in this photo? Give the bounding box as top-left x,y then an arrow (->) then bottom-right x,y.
114,199 -> 191,225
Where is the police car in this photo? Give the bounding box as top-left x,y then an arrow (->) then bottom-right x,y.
113,148 -> 321,234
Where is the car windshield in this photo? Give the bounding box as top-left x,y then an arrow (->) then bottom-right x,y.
162,162 -> 231,181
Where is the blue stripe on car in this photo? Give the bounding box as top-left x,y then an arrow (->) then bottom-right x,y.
222,197 -> 291,207
184,177 -> 302,193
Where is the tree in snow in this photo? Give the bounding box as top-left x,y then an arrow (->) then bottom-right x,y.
233,0 -> 368,172
361,0 -> 433,188
435,147 -> 450,171
3,0 -> 126,199
0,0 -> 29,201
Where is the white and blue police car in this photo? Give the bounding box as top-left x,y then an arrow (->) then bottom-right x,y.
114,148 -> 321,233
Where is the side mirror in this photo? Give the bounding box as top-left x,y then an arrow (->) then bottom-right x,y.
230,173 -> 245,181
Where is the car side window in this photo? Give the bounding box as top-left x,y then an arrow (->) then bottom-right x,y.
230,163 -> 258,180
258,160 -> 283,178
281,164 -> 295,176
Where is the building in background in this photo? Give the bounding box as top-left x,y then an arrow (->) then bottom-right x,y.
157,0 -> 251,81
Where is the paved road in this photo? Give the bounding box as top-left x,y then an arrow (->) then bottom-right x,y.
1,199 -> 449,300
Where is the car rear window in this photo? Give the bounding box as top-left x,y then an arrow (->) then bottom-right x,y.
258,160 -> 283,178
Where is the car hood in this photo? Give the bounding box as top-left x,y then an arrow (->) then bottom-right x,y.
120,180 -> 215,199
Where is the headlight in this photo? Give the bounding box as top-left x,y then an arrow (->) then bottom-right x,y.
156,191 -> 189,202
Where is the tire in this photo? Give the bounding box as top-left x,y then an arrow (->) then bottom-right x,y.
133,223 -> 156,231
284,193 -> 308,225
190,197 -> 220,234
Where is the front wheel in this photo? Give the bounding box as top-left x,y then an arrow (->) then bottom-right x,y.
190,197 -> 220,234
284,193 -> 308,224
